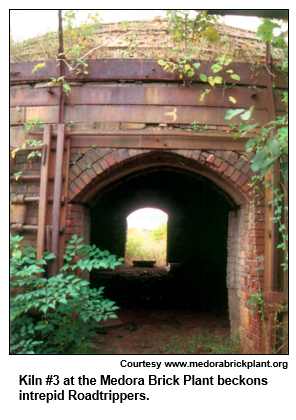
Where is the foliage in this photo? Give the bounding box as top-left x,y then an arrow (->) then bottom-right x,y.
125,227 -> 166,266
10,118 -> 44,179
256,19 -> 288,71
46,76 -> 71,95
155,331 -> 241,355
247,292 -> 266,316
158,56 -> 201,80
225,86 -> 288,272
151,222 -> 167,242
10,235 -> 123,354
166,10 -> 219,48
11,10 -> 274,66
125,229 -> 145,262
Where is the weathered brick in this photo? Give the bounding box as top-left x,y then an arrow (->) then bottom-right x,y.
92,160 -> 103,174
242,182 -> 251,192
206,154 -> 215,164
221,150 -> 232,162
119,148 -> 130,161
228,152 -> 239,165
127,149 -> 142,158
105,155 -> 116,167
76,159 -> 88,172
85,167 -> 97,179
213,156 -> 223,167
223,165 -> 235,178
70,164 -> 82,177
68,168 -> 78,182
112,150 -> 124,163
82,155 -> 94,166
191,150 -> 201,161
234,156 -> 248,171
236,174 -> 248,187
229,169 -> 241,182
79,171 -> 92,185
87,148 -> 101,162
217,161 -> 229,173
72,178 -> 85,191
65,226 -> 78,235
252,334 -> 261,345
99,159 -> 110,171
241,162 -> 251,175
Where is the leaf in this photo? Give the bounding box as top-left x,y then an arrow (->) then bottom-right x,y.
211,63 -> 223,73
245,137 -> 261,152
216,54 -> 225,64
31,62 -> 45,74
214,76 -> 222,84
256,19 -> 280,42
79,280 -> 89,287
58,298 -> 68,304
240,106 -> 254,121
250,147 -> 269,172
230,74 -> 240,81
225,109 -> 244,120
208,77 -> 215,87
281,161 -> 288,181
229,96 -> 236,104
199,74 -> 207,82
35,324 -> 47,330
192,62 -> 201,69
158,59 -> 165,66
12,249 -> 22,259
44,253 -> 55,260
266,138 -> 281,156
202,27 -> 220,42
63,82 -> 71,92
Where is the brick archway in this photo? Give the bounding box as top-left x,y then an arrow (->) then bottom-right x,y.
68,148 -> 254,205
66,147 -> 264,353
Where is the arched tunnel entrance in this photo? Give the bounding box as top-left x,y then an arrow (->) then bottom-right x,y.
90,168 -> 233,312
125,207 -> 168,266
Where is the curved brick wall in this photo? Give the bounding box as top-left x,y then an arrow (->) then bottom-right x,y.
68,148 -> 255,204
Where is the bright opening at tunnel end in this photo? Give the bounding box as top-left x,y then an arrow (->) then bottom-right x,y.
125,208 -> 168,266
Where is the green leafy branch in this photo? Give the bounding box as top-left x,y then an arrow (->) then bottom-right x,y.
10,118 -> 45,179
10,234 -> 123,354
46,76 -> 71,95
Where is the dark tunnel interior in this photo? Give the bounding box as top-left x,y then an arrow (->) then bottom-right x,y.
90,168 -> 233,311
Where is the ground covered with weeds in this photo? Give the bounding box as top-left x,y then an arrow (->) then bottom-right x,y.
91,307 -> 241,355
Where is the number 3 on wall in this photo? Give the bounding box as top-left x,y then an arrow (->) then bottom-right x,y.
163,106 -> 177,123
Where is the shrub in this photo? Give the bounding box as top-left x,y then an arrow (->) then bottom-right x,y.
10,234 -> 123,354
151,222 -> 167,242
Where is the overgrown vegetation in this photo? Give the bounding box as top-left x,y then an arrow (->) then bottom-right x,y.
10,10 -> 276,64
125,225 -> 167,266
155,332 -> 241,355
92,332 -> 242,355
10,117 -> 45,180
10,235 -> 123,354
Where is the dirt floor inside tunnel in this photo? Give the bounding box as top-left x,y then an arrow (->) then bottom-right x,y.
90,266 -> 238,355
